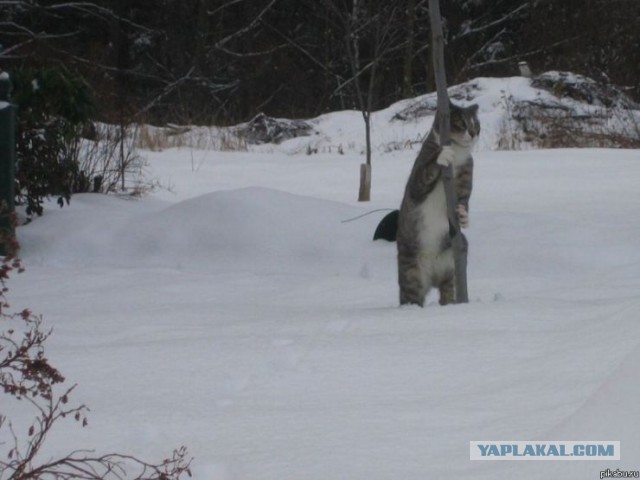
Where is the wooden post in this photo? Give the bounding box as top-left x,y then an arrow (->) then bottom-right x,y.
358,163 -> 371,202
428,0 -> 469,303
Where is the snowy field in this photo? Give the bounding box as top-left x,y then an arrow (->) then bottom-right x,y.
7,80 -> 640,479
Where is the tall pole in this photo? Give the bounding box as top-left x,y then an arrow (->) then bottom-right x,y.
428,0 -> 469,303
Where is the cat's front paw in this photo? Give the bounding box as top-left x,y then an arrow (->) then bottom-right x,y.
436,146 -> 456,167
456,204 -> 469,228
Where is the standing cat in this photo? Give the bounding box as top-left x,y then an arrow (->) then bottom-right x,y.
397,102 -> 480,306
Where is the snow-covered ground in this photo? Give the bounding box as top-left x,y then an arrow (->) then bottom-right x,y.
6,77 -> 640,479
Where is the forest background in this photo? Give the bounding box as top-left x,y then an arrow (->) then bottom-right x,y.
2,0 -> 638,126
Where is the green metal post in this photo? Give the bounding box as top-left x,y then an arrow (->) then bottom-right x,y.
0,72 -> 16,256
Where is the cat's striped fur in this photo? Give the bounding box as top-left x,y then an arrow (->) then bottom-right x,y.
397,102 -> 479,307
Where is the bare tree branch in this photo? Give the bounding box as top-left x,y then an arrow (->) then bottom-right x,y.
215,0 -> 278,49
215,43 -> 285,58
459,33 -> 585,76
454,2 -> 530,40
456,27 -> 507,77
207,0 -> 250,17
136,67 -> 239,118
42,2 -> 154,32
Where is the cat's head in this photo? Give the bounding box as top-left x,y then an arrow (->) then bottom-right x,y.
434,102 -> 480,147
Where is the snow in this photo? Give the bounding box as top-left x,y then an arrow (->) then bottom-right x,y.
5,78 -> 640,479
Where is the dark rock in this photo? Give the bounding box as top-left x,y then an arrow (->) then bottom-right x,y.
392,81 -> 482,121
241,112 -> 314,145
532,71 -> 638,109
392,97 -> 437,121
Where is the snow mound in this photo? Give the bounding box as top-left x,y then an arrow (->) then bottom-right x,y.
391,77 -> 495,121
18,188 -> 376,274
122,187 -> 368,272
532,71 -> 638,109
243,73 -> 640,153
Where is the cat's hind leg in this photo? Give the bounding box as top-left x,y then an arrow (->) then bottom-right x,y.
398,253 -> 431,307
438,232 -> 468,305
438,273 -> 455,306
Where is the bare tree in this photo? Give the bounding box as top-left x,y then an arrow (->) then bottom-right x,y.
450,0 -> 532,79
322,0 -> 406,201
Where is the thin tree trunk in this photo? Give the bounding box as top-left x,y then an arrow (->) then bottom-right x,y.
428,0 -> 469,303
350,0 -> 372,202
364,112 -> 371,167
403,0 -> 416,97
113,0 -> 128,191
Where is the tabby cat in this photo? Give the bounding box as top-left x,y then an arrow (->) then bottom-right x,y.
397,102 -> 480,306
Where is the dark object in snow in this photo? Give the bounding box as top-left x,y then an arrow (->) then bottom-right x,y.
373,209 -> 399,242
242,112 -> 314,144
391,81 -> 481,122
392,97 -> 438,122
532,71 -> 638,109
81,121 -> 97,140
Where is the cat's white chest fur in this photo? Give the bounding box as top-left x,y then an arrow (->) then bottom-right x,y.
448,142 -> 473,169
416,144 -> 471,251
417,179 -> 448,250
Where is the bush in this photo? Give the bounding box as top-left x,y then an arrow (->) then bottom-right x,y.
12,68 -> 95,217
